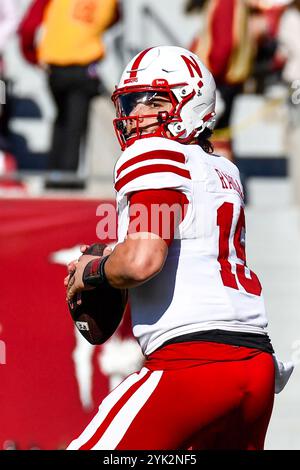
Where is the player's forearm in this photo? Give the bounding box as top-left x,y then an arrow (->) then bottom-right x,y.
104,237 -> 167,289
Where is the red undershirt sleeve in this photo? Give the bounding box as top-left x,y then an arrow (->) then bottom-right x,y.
128,189 -> 189,247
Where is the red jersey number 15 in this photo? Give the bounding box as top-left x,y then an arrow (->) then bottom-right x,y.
217,202 -> 262,296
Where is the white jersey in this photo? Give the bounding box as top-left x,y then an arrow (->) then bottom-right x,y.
114,137 -> 268,355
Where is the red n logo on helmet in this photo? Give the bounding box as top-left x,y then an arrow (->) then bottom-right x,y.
181,55 -> 203,79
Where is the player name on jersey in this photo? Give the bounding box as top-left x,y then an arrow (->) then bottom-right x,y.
215,168 -> 244,200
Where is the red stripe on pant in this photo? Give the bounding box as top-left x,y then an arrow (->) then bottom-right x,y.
79,370 -> 152,450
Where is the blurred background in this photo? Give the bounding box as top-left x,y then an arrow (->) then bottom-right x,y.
0,0 -> 299,450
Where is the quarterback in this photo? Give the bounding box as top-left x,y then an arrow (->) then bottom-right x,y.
66,46 -> 292,450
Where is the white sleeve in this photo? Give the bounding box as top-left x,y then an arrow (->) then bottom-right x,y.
114,138 -> 192,198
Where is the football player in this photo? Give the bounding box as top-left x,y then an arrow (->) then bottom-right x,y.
66,46 -> 292,450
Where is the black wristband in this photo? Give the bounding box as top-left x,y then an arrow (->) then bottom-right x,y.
82,255 -> 110,288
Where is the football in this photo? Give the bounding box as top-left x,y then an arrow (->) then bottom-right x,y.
68,244 -> 128,345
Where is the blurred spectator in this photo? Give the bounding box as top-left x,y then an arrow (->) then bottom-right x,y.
247,0 -> 291,92
19,0 -> 119,188
18,0 -> 50,66
278,0 -> 300,203
186,0 -> 255,161
0,0 -> 18,152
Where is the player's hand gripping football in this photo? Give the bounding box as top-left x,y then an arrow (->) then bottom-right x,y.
65,244 -> 112,303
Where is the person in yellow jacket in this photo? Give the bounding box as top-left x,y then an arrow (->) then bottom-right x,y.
20,0 -> 119,187
38,0 -> 118,67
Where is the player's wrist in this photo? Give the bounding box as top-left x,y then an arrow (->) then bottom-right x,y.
82,255 -> 110,288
